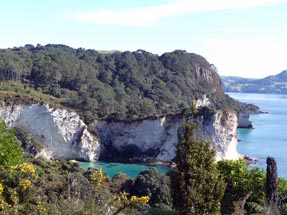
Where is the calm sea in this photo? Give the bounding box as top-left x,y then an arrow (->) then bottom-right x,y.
229,92 -> 287,179
81,161 -> 169,178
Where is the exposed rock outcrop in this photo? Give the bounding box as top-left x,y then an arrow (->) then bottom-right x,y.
0,104 -> 100,161
95,109 -> 240,162
194,64 -> 223,95
0,102 -> 240,163
202,110 -> 239,161
196,94 -> 210,107
238,113 -> 253,128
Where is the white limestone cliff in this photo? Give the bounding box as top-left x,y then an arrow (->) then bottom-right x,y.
238,113 -> 253,128
95,109 -> 240,162
0,102 -> 240,162
196,94 -> 210,108
201,110 -> 240,161
0,104 -> 100,161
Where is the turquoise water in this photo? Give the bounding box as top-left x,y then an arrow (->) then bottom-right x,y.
81,161 -> 169,178
228,93 -> 287,178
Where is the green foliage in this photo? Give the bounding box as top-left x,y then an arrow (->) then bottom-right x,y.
218,159 -> 266,214
171,115 -> 225,215
0,157 -> 153,214
0,162 -> 40,213
0,120 -> 23,167
0,81 -> 62,107
278,177 -> 287,214
0,45 -> 257,123
131,168 -> 172,207
148,204 -> 174,215
278,177 -> 287,204
218,160 -> 287,214
14,125 -> 44,155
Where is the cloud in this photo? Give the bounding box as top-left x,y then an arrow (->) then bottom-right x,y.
69,0 -> 287,27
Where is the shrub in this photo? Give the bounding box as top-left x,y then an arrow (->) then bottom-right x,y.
0,121 -> 23,167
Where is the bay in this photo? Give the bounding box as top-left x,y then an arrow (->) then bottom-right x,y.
81,92 -> 287,179
228,92 -> 287,178
81,161 -> 169,178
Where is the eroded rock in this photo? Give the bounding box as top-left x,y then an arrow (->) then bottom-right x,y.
0,104 -> 100,161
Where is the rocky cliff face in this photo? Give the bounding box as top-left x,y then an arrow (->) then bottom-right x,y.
0,104 -> 100,161
201,110 -> 239,161
0,103 -> 240,162
238,113 -> 253,128
95,109 -> 240,162
194,64 -> 223,95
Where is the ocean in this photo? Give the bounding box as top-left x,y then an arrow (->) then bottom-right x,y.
229,92 -> 287,179
81,161 -> 169,178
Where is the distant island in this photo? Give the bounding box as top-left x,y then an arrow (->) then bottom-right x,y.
221,70 -> 287,94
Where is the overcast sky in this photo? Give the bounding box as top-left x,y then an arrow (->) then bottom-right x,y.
1,0 -> 287,78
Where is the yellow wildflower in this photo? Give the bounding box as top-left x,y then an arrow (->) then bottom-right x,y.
19,179 -> 31,190
0,183 -> 3,195
36,196 -> 46,212
120,192 -> 128,201
37,204 -> 46,212
11,206 -> 18,213
10,165 -> 18,170
0,199 -> 9,210
20,163 -> 36,177
115,191 -> 128,202
90,168 -> 105,186
116,196 -> 121,202
8,189 -> 18,203
130,195 -> 150,206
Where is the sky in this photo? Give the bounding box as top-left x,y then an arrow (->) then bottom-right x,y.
0,0 -> 287,78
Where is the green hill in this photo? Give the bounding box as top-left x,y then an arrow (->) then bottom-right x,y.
222,70 -> 287,94
0,44 -> 258,122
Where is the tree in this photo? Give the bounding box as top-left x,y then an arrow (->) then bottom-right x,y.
170,103 -> 225,215
131,168 -> 172,207
0,120 -> 23,167
266,156 -> 279,214
218,159 -> 265,214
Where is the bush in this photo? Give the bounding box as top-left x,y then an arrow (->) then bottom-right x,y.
218,159 -> 265,214
0,121 -> 23,167
131,168 -> 172,207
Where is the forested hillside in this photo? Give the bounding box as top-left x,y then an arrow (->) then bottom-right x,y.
222,70 -> 287,94
0,44 -> 258,122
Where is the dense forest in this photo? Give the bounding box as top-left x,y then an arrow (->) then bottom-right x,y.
0,44 -> 258,123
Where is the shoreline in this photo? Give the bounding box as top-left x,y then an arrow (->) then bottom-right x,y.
242,155 -> 259,165
81,159 -> 175,168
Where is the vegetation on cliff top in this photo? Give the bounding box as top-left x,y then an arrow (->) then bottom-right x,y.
0,44 -> 258,123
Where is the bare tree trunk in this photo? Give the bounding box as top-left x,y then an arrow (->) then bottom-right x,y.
233,192 -> 252,215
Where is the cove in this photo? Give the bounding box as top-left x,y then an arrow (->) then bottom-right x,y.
81,161 -> 170,178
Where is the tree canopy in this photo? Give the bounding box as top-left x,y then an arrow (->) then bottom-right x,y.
170,103 -> 225,215
0,45 -> 258,122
